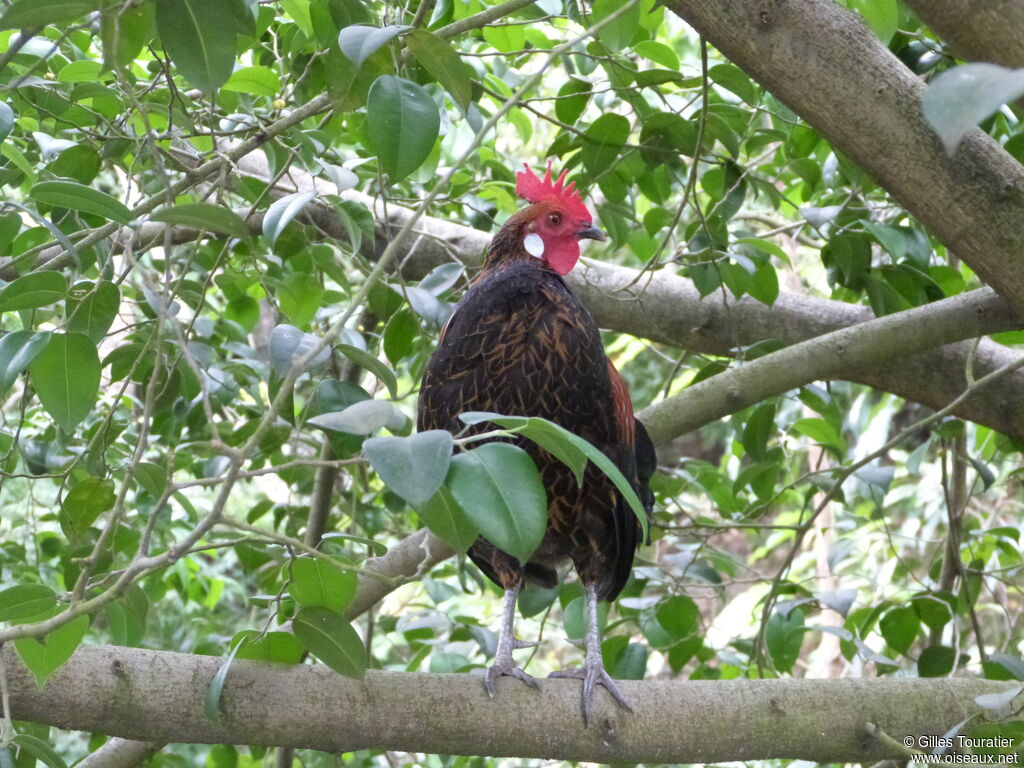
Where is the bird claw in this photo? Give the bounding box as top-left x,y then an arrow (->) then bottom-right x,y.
550,665 -> 633,726
483,656 -> 539,696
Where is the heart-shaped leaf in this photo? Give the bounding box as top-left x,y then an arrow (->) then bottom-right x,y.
15,614 -> 89,686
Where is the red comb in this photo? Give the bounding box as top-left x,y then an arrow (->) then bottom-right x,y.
515,161 -> 591,222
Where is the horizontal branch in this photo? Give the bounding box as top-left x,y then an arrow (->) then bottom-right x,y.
5,643 -> 1017,763
666,0 -> 1024,314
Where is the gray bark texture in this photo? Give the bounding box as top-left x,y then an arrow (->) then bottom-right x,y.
903,0 -> 1024,67
665,0 -> 1024,315
4,643 -> 1019,763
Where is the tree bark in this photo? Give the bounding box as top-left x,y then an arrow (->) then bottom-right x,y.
5,643 -> 1018,763
665,0 -> 1024,314
904,0 -> 1024,68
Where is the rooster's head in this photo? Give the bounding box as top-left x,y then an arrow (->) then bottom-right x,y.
510,161 -> 605,275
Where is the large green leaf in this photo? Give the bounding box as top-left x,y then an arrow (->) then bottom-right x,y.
14,614 -> 90,687
415,486 -> 478,553
60,477 -> 116,542
67,281 -> 120,342
367,75 -> 439,182
592,0 -> 640,51
363,430 -> 453,507
233,630 -> 304,664
293,606 -> 366,679
460,412 -> 649,541
0,0 -> 97,28
447,442 -> 547,564
0,272 -> 67,313
28,332 -> 101,433
0,584 -> 57,624
289,557 -> 358,614
336,343 -> 398,398
0,331 -> 49,394
155,0 -> 236,92
581,113 -> 630,175
406,29 -> 471,110
30,180 -> 132,225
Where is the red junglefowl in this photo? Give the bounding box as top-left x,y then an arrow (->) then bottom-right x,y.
417,162 -> 656,724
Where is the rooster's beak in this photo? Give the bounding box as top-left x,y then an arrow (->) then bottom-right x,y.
577,226 -> 606,242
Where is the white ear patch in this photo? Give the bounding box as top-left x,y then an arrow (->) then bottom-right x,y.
523,232 -> 544,258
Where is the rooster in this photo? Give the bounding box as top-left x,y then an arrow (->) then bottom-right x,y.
417,162 -> 656,724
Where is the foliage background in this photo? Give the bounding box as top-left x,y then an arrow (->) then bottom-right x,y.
0,0 -> 1022,765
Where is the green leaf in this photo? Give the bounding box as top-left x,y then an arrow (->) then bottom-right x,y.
0,331 -> 49,394
277,271 -> 323,327
49,144 -> 101,185
14,614 -> 89,687
792,417 -> 844,455
28,332 -> 101,433
481,23 -> 524,53
67,281 -> 120,343
363,430 -> 453,507
307,399 -> 397,435
656,595 -> 699,641
592,0 -> 639,51
447,442 -> 547,564
923,63 -> 1024,155
336,342 -> 398,399
709,63 -> 759,104
233,630 -> 304,664
8,734 -> 68,768
223,65 -> 281,97
415,486 -> 478,554
0,584 -> 56,623
555,77 -> 591,125
634,40 -> 678,70
367,75 -> 440,182
879,606 -> 919,655
155,0 -> 236,92
383,309 -> 417,364
0,102 -> 14,143
60,477 -> 116,541
918,645 -> 956,677
101,0 -> 154,71
339,24 -> 410,68
293,606 -> 366,679
204,637 -> 245,723
133,462 -> 168,498
0,0 -> 97,28
765,609 -> 805,673
263,191 -> 315,247
406,29 -> 472,110
30,180 -> 132,225
151,203 -> 251,239
459,412 -> 649,541
289,557 -> 358,614
269,324 -> 330,375
581,113 -> 630,175
912,593 -> 954,633
0,272 -> 67,313
846,0 -> 898,43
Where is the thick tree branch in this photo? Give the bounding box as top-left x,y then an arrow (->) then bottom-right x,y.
665,0 -> 1024,314
5,644 -> 1018,763
904,0 -> 1024,68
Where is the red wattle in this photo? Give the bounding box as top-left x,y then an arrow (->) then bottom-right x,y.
546,242 -> 581,275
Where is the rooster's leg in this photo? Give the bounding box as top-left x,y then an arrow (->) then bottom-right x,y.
550,582 -> 633,725
483,586 -> 539,695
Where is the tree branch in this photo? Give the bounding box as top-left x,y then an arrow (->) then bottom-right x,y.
665,0 -> 1024,313
904,0 -> 1024,68
5,643 -> 1018,763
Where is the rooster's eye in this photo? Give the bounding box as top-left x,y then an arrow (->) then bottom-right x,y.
548,212 -> 562,226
